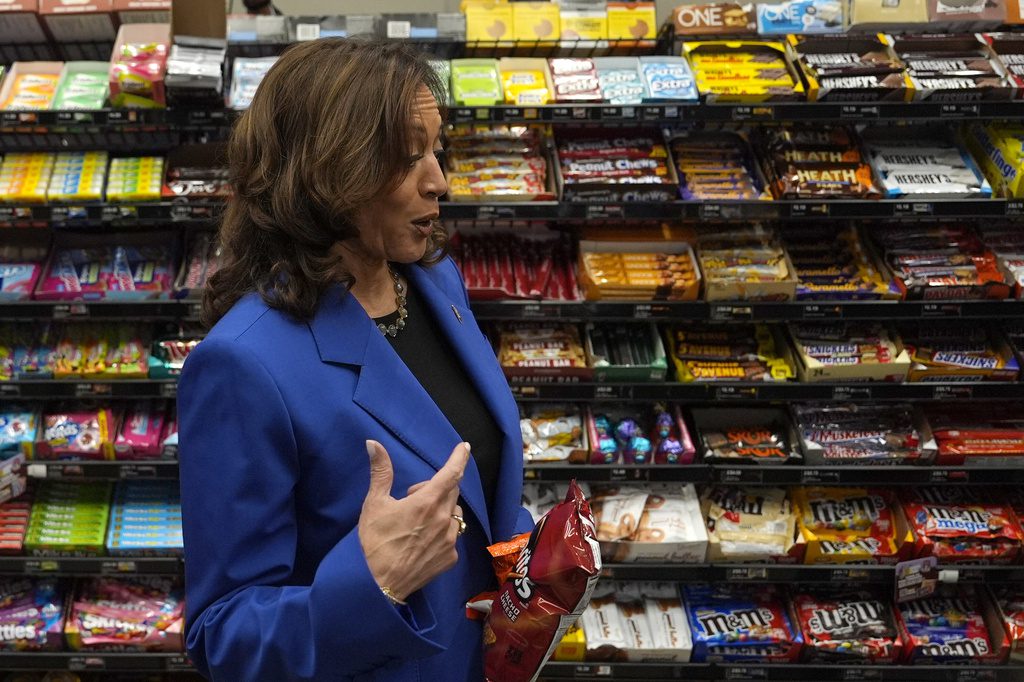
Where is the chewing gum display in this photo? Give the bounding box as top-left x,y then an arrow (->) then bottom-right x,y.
757,125 -> 880,199
900,323 -> 1019,381
580,247 -> 698,301
483,481 -> 600,682
451,59 -> 502,106
499,59 -> 551,106
693,407 -> 796,464
456,228 -> 577,300
229,57 -> 276,109
25,482 -> 111,557
795,403 -> 931,465
789,35 -> 909,101
924,403 -> 1024,464
682,40 -> 803,102
793,588 -> 901,663
672,132 -> 769,201
781,224 -> 897,300
548,58 -> 601,103
446,124 -> 551,201
901,487 -> 1024,563
587,405 -> 695,465
896,589 -> 996,664
0,152 -> 55,203
497,322 -> 591,381
110,41 -> 168,108
862,128 -> 991,198
105,156 -> 163,202
794,487 -> 904,563
668,324 -> 794,382
638,57 -> 698,102
594,57 -> 645,104
789,322 -> 910,382
66,576 -> 184,651
520,404 -> 585,463
0,578 -> 65,651
870,225 -> 1010,300
2,70 -> 59,110
46,151 -> 107,202
701,486 -> 797,559
54,67 -> 109,110
35,241 -> 174,302
683,584 -> 802,662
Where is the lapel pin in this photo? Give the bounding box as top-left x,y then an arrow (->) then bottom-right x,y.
451,305 -> 463,323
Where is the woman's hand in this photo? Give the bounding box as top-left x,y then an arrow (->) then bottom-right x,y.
359,440 -> 470,601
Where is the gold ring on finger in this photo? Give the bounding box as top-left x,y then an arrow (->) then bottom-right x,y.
452,513 -> 467,536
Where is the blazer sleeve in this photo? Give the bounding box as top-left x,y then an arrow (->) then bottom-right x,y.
178,337 -> 445,681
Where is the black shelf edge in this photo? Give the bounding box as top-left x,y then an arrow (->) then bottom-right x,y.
6,101 -> 1024,129
540,662 -> 1024,681
23,460 -> 179,481
0,380 -> 177,400
598,563 -> 1024,583
507,381 -> 1024,403
524,463 -> 712,483
0,556 -> 183,577
0,652 -> 191,672
0,300 -> 201,321
471,300 -> 1024,322
0,198 -> 1022,226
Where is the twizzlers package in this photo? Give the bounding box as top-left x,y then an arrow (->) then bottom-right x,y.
483,480 -> 601,682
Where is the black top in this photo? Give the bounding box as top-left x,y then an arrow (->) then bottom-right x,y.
373,279 -> 502,512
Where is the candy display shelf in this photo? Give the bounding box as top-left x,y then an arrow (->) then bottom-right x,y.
0,380 -> 178,400
21,460 -> 179,482
597,563 -> 1024,584
0,301 -> 197,321
0,556 -> 183,577
0,652 -> 192,672
523,464 -> 1024,485
0,201 -> 221,227
541,662 -> 1024,681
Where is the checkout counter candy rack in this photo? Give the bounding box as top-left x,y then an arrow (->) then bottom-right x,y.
6,2 -> 1024,679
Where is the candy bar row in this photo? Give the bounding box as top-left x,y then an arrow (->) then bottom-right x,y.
552,581 -> 1024,667
521,401 -> 1024,466
0,574 -> 183,653
525,482 -> 1024,565
0,481 -> 181,557
0,402 -> 177,462
495,321 -> 1024,383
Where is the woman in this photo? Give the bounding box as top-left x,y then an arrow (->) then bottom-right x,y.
178,38 -> 534,681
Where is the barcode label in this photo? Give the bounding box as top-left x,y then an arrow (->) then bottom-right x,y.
296,23 -> 321,41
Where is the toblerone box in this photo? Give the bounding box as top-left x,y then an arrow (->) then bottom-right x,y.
112,0 -> 170,26
0,1 -> 48,44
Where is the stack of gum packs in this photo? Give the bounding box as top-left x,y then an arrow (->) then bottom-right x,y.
106,480 -> 182,557
25,481 -> 111,557
106,156 -> 163,202
2,72 -> 58,110
47,151 -> 108,202
0,153 -> 54,203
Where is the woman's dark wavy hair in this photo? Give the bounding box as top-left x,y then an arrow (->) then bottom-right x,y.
202,37 -> 449,328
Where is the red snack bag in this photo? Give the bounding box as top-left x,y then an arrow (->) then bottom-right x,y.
483,480 -> 601,682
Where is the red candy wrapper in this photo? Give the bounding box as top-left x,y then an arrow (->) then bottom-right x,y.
483,480 -> 600,682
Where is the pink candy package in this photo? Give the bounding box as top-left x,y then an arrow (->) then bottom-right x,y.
37,409 -> 117,460
114,403 -> 166,460
35,246 -> 173,301
66,576 -> 184,652
0,578 -> 66,651
0,263 -> 42,302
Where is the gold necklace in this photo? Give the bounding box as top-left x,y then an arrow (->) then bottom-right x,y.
376,266 -> 408,338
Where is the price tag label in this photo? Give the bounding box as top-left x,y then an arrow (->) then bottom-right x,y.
608,467 -> 647,482
724,666 -> 768,680
829,568 -> 872,582
731,105 -> 774,121
832,385 -> 873,400
452,108 -> 474,122
295,23 -> 321,40
600,106 -> 624,119
52,303 -> 88,319
49,206 -> 70,222
954,670 -> 996,682
76,383 -> 112,398
939,103 -> 980,118
893,202 -> 933,216
839,104 -> 880,119
710,304 -> 753,321
802,304 -> 842,319
841,668 -> 882,681
0,384 -> 21,398
719,468 -> 764,484
572,664 -> 612,677
187,303 -> 202,319
714,386 -> 758,401
24,559 -> 60,574
933,385 -> 973,400
504,107 -> 523,120
585,205 -> 624,220
119,464 -> 157,479
100,560 -> 138,574
801,469 -> 841,484
594,385 -> 624,400
726,567 -> 767,581
698,203 -> 722,220
509,385 -> 538,398
166,655 -> 193,672
788,203 -> 830,217
475,205 -> 516,220
661,105 -> 680,120
921,303 -> 962,317
160,382 -> 177,399
929,468 -> 969,483
386,20 -> 412,38
1006,200 -> 1024,216
69,656 -> 106,671
550,107 -> 571,120
26,463 -> 47,478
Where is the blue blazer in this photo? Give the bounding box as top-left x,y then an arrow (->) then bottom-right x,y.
178,257 -> 533,681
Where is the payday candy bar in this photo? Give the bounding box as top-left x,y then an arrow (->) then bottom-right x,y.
684,584 -> 801,662
794,588 -> 900,663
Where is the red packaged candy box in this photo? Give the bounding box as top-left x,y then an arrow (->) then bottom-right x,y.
793,588 -> 902,663
904,500 -> 1024,564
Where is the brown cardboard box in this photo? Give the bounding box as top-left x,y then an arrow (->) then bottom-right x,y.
113,0 -> 169,26
0,1 -> 48,44
39,0 -> 115,47
848,0 -> 929,31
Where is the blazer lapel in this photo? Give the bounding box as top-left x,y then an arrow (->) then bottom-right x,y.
402,265 -> 525,541
307,285 -> 492,543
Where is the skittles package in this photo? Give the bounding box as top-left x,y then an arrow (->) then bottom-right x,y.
0,578 -> 65,651
683,584 -> 802,662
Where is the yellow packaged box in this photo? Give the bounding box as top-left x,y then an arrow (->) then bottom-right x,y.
560,8 -> 607,40
498,57 -> 553,105
553,624 -> 586,661
463,0 -> 513,43
607,1 -> 656,40
965,122 -> 1024,199
793,487 -> 913,565
511,2 -> 560,42
682,40 -> 805,103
